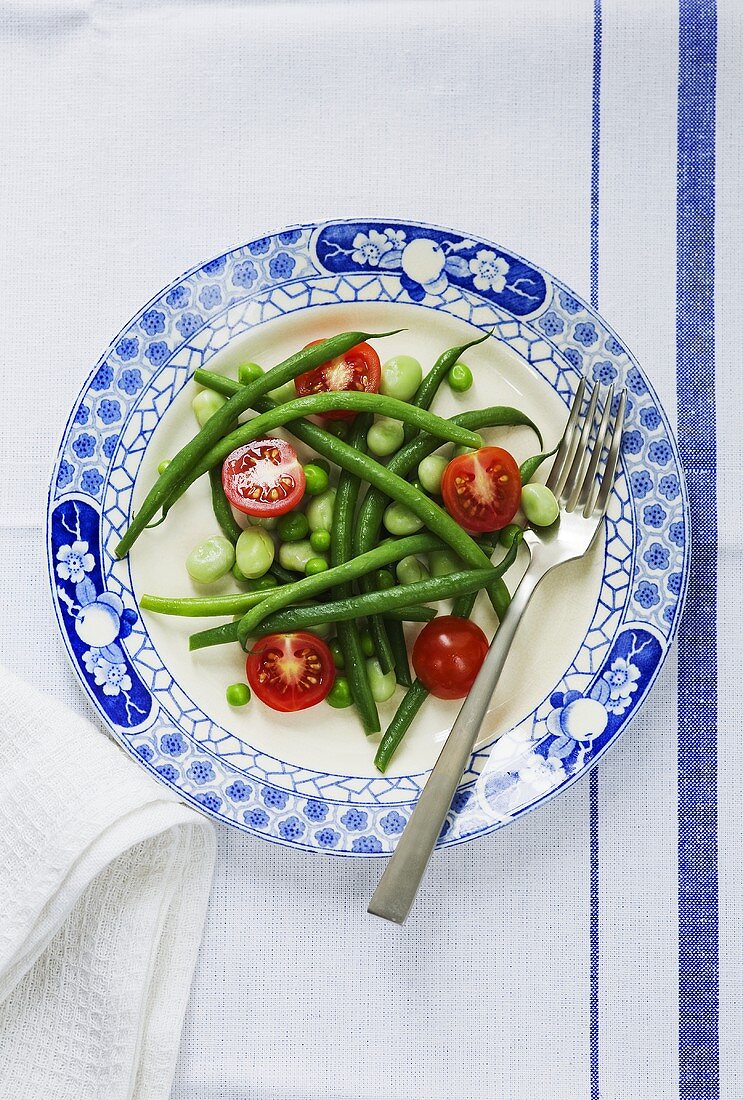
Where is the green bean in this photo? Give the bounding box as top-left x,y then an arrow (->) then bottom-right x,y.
403,331 -> 491,442
385,618 -> 412,688
374,680 -> 430,772
498,523 -> 522,549
208,468 -> 243,544
519,444 -> 559,485
140,587 -> 273,617
114,329 -> 401,557
268,560 -> 296,585
383,607 -> 436,623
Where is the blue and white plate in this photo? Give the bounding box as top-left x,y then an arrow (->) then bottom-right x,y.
47,220 -> 689,855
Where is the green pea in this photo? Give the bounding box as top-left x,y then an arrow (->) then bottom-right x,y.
329,639 -> 345,669
417,454 -> 448,495
396,555 -> 429,586
238,362 -> 264,385
192,389 -> 227,427
383,500 -> 424,536
374,568 -> 395,591
303,463 -> 330,496
226,682 -> 251,706
278,539 -> 315,573
309,529 -> 331,553
157,459 -> 171,475
327,676 -> 352,708
359,627 -> 375,657
380,355 -> 423,401
448,362 -> 473,393
267,379 -> 297,404
367,417 -> 404,457
429,548 -> 461,578
247,514 -> 278,531
235,527 -> 275,579
522,483 -> 560,527
306,488 -> 336,532
242,574 -> 279,592
305,556 -> 329,575
277,512 -> 309,543
499,523 -> 522,548
366,657 -> 396,703
186,535 -> 235,584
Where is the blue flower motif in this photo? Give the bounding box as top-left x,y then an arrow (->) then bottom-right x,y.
279,229 -> 302,244
622,430 -> 643,455
574,322 -> 598,346
640,406 -> 661,430
315,828 -> 340,848
304,799 -> 328,822
145,341 -> 169,365
668,572 -> 683,595
340,808 -> 367,831
187,759 -> 215,784
160,731 -> 186,756
539,311 -> 564,337
380,811 -> 406,835
248,237 -> 271,255
157,763 -> 179,782
451,789 -> 472,813
115,337 -> 139,361
438,818 -> 452,840
643,542 -> 669,569
605,335 -> 624,355
56,460 -> 74,489
102,435 -> 117,459
202,256 -> 226,275
635,580 -> 660,608
664,605 -> 676,624
97,398 -> 121,424
199,284 -> 222,309
118,368 -> 143,395
232,260 -> 258,288
669,520 -> 685,546
244,808 -> 269,828
262,786 -> 288,809
630,470 -> 653,497
563,347 -> 583,369
592,360 -> 617,384
74,404 -> 89,425
72,433 -> 96,459
166,285 -> 190,308
136,744 -> 154,762
560,290 -> 582,314
81,469 -> 103,496
351,836 -> 383,854
91,363 -> 113,391
176,312 -> 203,338
648,440 -> 672,466
644,503 -> 667,528
225,780 -> 251,802
659,474 -> 680,500
279,815 -> 305,840
626,367 -> 647,394
269,252 -> 295,279
140,309 -> 165,336
196,792 -> 222,812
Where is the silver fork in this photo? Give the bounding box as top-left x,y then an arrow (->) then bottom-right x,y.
368,380 -> 627,924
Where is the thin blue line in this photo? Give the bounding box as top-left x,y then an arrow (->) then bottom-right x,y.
589,2 -> 602,1098
677,2 -> 718,1098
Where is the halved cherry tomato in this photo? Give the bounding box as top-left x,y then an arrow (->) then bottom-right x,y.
412,616 -> 489,700
294,340 -> 381,420
441,446 -> 521,534
222,437 -> 305,517
246,632 -> 335,712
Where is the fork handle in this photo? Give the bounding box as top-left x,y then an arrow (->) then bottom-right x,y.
368,561 -> 544,924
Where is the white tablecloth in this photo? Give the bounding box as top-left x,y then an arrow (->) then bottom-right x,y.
1,1 -> 740,1097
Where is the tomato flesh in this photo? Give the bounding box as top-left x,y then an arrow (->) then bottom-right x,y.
294,340 -> 381,420
412,616 -> 489,700
222,437 -> 305,517
441,446 -> 521,533
246,632 -> 335,712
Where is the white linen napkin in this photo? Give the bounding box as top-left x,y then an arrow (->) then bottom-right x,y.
0,665 -> 215,1100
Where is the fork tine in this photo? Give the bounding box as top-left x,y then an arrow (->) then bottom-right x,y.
546,378 -> 587,494
571,383 -> 615,514
558,383 -> 600,503
592,389 -> 627,516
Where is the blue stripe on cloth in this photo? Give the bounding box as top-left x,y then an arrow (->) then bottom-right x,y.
677,2 -> 718,1098
589,3 -> 602,1098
